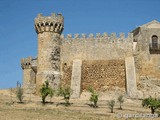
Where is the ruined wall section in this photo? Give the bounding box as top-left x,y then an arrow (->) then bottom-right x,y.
81,60 -> 126,92
61,33 -> 133,64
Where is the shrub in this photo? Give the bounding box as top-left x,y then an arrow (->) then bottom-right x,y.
107,100 -> 115,113
57,86 -> 72,106
49,88 -> 55,103
142,96 -> 160,114
10,88 -> 13,103
88,86 -> 98,108
16,83 -> 24,103
117,95 -> 124,110
40,80 -> 54,104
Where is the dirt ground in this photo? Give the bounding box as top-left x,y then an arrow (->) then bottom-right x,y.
0,89 -> 159,120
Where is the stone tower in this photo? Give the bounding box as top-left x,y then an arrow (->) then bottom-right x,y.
34,13 -> 64,91
21,57 -> 36,93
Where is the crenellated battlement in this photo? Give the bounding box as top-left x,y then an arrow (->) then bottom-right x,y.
34,13 -> 64,34
61,32 -> 133,40
61,32 -> 134,62
21,57 -> 32,69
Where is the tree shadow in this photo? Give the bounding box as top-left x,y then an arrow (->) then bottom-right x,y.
56,102 -> 73,107
86,103 -> 98,108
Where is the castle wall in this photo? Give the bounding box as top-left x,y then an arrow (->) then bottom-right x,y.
20,13 -> 160,98
61,63 -> 72,87
22,69 -> 36,86
61,33 -> 133,64
81,60 -> 126,92
139,55 -> 160,78
61,59 -> 126,94
61,33 -> 134,94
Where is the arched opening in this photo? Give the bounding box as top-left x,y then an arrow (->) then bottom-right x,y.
50,22 -> 53,26
55,23 -> 58,28
152,35 -> 158,49
150,35 -> 160,54
45,22 -> 49,26
41,23 -> 44,26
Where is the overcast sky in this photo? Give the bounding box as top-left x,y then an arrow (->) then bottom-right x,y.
0,0 -> 160,89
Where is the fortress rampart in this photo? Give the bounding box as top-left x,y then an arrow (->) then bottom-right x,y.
61,33 -> 133,63
21,13 -> 160,98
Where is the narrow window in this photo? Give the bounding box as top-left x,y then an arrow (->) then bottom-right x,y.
152,35 -> 158,49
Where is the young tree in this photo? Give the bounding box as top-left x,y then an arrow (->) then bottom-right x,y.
16,83 -> 24,103
57,86 -> 72,106
117,95 -> 124,110
107,100 -> 115,113
49,88 -> 55,103
40,80 -> 54,104
142,96 -> 160,114
10,88 -> 13,103
88,86 -> 98,108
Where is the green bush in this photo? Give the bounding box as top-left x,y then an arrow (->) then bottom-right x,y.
16,84 -> 24,103
142,96 -> 160,114
88,86 -> 98,108
40,80 -> 54,104
57,86 -> 72,106
117,95 -> 124,110
49,88 -> 55,102
107,100 -> 115,113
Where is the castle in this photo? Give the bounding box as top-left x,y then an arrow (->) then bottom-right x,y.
21,13 -> 160,98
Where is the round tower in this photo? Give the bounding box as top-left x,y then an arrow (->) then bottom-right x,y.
34,13 -> 64,92
21,57 -> 35,86
21,57 -> 36,94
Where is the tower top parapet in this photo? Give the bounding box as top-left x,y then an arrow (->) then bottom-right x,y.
34,13 -> 64,34
21,57 -> 32,69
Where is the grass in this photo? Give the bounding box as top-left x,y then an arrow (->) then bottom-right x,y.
0,90 -> 160,120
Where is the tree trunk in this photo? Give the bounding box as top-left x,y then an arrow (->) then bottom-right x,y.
151,107 -> 155,114
94,101 -> 97,108
42,97 -> 45,104
120,103 -> 122,110
111,108 -> 113,113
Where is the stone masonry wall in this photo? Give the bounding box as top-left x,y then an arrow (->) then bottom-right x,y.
81,60 -> 126,92
61,33 -> 133,64
61,63 -> 72,86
